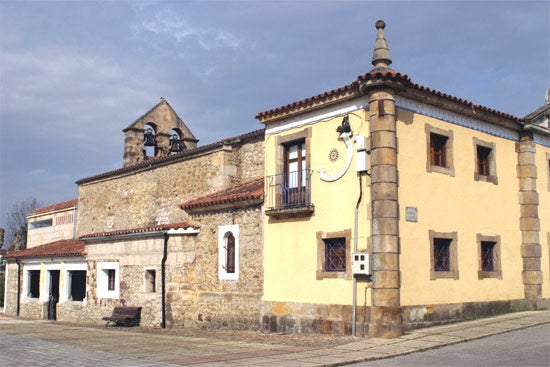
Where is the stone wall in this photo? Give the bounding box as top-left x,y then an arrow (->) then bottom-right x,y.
54,205 -> 264,330
183,206 -> 264,330
3,262 -> 19,316
77,133 -> 264,237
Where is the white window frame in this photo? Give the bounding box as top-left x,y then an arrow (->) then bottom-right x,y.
218,224 -> 239,281
23,264 -> 42,301
63,263 -> 87,303
97,262 -> 120,299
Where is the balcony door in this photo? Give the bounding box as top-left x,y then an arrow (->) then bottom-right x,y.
284,140 -> 306,207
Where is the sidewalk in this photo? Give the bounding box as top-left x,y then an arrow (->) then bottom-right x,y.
1,310 -> 549,366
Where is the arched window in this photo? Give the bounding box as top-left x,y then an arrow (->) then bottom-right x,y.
143,123 -> 157,158
169,128 -> 185,154
218,224 -> 239,281
225,232 -> 235,273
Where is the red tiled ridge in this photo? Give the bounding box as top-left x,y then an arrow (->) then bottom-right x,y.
255,83 -> 359,119
408,82 -> 520,122
256,69 -> 520,122
180,177 -> 264,210
80,222 -> 199,239
4,239 -> 85,259
30,199 -> 78,215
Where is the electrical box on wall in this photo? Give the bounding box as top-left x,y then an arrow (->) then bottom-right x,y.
355,135 -> 367,151
352,253 -> 370,275
356,150 -> 369,172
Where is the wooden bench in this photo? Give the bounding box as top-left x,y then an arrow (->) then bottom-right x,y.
102,306 -> 142,327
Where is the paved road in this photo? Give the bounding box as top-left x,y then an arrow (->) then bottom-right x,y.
1,311 -> 549,367
348,323 -> 550,367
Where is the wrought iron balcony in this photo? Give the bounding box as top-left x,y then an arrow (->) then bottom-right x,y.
265,170 -> 314,218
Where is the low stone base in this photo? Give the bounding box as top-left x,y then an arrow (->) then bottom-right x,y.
402,298 -> 550,330
261,298 -> 550,337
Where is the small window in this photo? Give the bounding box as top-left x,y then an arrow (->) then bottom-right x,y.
477,234 -> 502,279
107,269 -> 116,291
29,218 -> 53,229
429,230 -> 458,280
474,138 -> 498,184
28,270 -> 40,298
97,262 -> 119,299
477,146 -> 491,176
225,233 -> 236,274
324,238 -> 346,272
430,133 -> 448,167
218,225 -> 239,281
433,238 -> 451,271
546,153 -> 550,192
316,230 -> 352,280
145,269 -> 156,293
68,270 -> 86,301
425,124 -> 454,176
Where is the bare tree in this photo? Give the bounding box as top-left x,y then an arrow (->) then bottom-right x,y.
3,197 -> 41,250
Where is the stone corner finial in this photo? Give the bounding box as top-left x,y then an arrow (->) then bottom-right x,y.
371,19 -> 392,69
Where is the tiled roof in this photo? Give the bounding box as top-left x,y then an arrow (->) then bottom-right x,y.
76,129 -> 264,185
80,222 -> 200,239
4,239 -> 85,259
180,177 -> 264,211
256,69 -> 521,123
30,199 -> 78,215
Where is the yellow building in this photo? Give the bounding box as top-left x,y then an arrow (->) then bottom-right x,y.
257,20 -> 549,337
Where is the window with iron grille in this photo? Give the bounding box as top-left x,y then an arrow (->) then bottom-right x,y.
433,238 -> 451,272
324,238 -> 346,272
481,241 -> 495,272
429,230 -> 458,280
477,234 -> 502,279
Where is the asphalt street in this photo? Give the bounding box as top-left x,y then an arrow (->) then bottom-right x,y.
349,323 -> 550,367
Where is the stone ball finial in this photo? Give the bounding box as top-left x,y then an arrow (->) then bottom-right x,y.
375,20 -> 386,29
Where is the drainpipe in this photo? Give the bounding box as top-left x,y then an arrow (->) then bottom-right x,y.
15,259 -> 21,316
352,173 -> 364,336
161,232 -> 168,329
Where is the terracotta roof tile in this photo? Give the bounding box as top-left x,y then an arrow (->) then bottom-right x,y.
30,199 -> 78,215
80,222 -> 199,239
180,177 -> 264,211
4,239 -> 85,259
256,69 -> 521,123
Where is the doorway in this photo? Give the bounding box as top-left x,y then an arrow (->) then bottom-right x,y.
48,270 -> 60,320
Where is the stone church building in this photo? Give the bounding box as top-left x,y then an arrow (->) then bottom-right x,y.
4,99 -> 265,329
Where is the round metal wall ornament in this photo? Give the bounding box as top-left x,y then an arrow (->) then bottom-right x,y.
329,148 -> 339,162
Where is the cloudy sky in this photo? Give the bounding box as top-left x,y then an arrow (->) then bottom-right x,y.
0,0 -> 548,234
